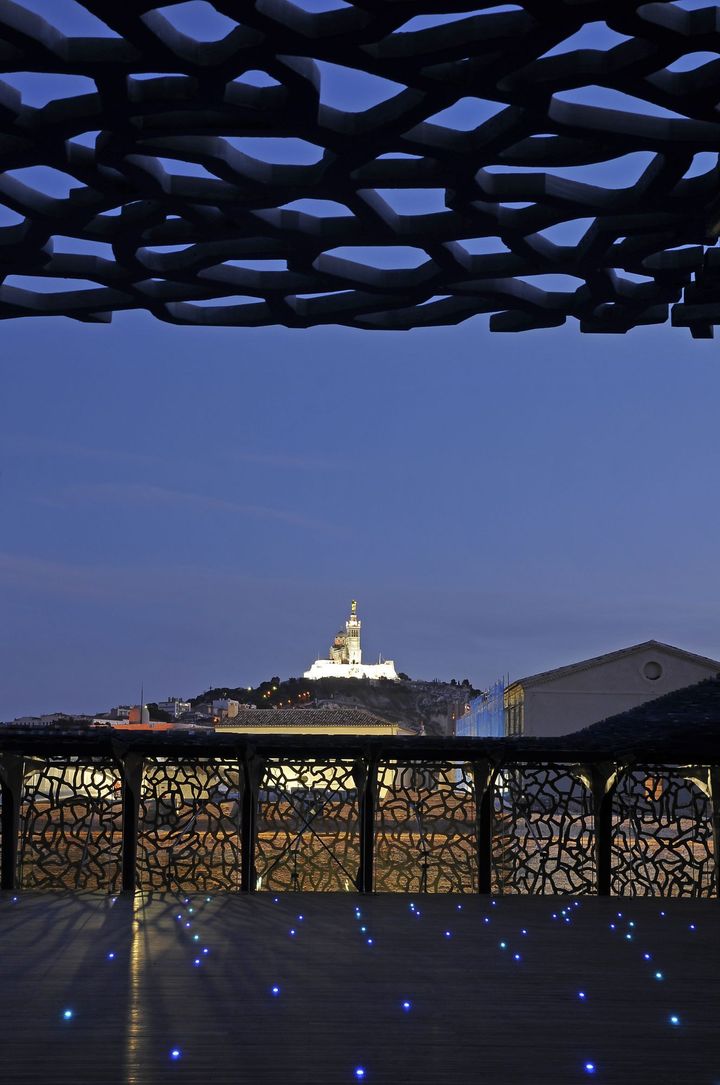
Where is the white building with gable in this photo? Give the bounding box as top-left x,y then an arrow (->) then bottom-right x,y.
304,601 -> 398,681
504,639 -> 720,738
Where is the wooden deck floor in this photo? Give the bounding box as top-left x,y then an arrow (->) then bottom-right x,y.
0,892 -> 718,1084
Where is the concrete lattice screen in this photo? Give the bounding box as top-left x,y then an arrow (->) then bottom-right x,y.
2,1 -> 720,334
1,734 -> 718,896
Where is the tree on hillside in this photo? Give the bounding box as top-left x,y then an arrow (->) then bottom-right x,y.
147,703 -> 172,722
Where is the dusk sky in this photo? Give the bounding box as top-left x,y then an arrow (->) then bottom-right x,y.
2,313 -> 719,719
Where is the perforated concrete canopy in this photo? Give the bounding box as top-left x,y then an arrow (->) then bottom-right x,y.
2,1 -> 720,334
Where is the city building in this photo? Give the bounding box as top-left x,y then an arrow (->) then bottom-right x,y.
212,698 -> 240,719
455,679 -> 506,738
103,704 -> 174,731
110,705 -> 132,720
3,713 -> 92,728
304,600 -> 398,681
217,703 -> 410,795
157,697 -> 192,718
504,640 -> 720,738
216,703 -> 405,736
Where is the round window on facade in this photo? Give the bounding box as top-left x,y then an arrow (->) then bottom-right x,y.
643,660 -> 663,681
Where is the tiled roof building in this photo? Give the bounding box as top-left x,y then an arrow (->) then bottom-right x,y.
216,705 -> 404,735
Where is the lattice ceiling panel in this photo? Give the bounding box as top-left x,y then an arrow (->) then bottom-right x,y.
2,1 -> 720,334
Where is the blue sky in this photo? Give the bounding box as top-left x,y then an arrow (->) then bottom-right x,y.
2,313 -> 720,718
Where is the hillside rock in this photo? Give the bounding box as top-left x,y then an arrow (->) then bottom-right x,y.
299,677 -> 474,736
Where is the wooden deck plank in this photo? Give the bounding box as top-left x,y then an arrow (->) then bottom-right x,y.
0,893 -> 718,1084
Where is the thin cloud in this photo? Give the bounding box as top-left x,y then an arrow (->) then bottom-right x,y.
2,434 -> 340,473
1,435 -> 339,473
0,554 -> 341,614
0,552 -> 123,600
0,434 -> 159,467
53,482 -> 341,532
228,450 -> 341,471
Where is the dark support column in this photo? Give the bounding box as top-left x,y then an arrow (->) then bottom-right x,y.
241,752 -> 263,893
591,763 -> 617,897
710,766 -> 720,900
121,754 -> 143,892
473,760 -> 495,895
357,756 -> 376,894
0,755 -> 24,891
595,793 -> 613,896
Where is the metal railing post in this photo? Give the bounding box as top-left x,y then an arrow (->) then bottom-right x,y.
241,750 -> 263,892
357,754 -> 376,893
121,754 -> 143,892
0,754 -> 24,891
472,759 -> 495,895
710,766 -> 720,899
590,762 -> 617,896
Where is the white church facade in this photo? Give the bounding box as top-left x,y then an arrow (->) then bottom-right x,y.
304,601 -> 399,681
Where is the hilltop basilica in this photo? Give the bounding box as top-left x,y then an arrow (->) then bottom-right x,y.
304,601 -> 398,681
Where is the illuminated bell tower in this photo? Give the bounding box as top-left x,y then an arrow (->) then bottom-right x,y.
346,600 -> 362,666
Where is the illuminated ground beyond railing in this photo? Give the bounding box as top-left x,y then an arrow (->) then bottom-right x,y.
0,732 -> 718,896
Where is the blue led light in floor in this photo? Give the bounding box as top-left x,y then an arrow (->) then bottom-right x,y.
170,1048 -> 182,1061
62,1009 -> 73,1020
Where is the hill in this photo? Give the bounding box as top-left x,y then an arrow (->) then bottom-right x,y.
192,676 -> 479,736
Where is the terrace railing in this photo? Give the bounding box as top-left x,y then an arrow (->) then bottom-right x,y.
0,731 -> 719,897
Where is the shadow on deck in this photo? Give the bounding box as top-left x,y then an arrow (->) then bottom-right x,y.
0,892 -> 717,1084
